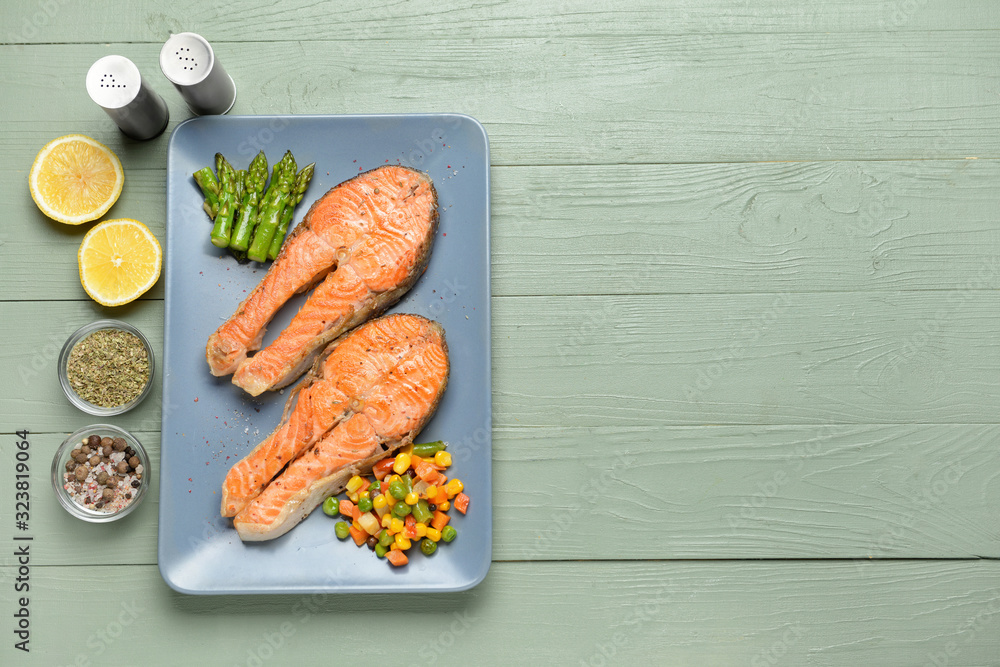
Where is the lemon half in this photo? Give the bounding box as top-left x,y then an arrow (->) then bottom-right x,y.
78,218 -> 162,306
30,134 -> 124,224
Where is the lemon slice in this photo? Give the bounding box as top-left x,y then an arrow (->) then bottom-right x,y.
29,134 -> 124,224
78,219 -> 162,306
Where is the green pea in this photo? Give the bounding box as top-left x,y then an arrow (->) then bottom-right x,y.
358,496 -> 373,513
322,496 -> 338,517
334,522 -> 351,540
412,441 -> 446,458
420,538 -> 438,556
378,530 -> 394,548
375,543 -> 388,558
388,479 -> 407,500
441,525 -> 457,543
392,501 -> 411,518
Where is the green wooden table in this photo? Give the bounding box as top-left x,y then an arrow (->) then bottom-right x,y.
3,1 -> 1000,664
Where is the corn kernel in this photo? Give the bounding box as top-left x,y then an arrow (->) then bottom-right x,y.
373,494 -> 387,510
381,514 -> 392,528
445,479 -> 464,497
425,485 -> 438,500
385,491 -> 398,506
393,452 -> 412,475
401,443 -> 413,456
438,501 -> 450,511
390,517 -> 404,534
352,520 -> 361,531
360,490 -> 370,500
434,451 -> 452,467
404,492 -> 419,506
415,523 -> 428,537
426,527 -> 442,542
348,492 -> 359,504
394,534 -> 411,550
346,475 -> 365,493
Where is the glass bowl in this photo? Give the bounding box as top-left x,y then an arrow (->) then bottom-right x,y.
58,319 -> 155,416
51,424 -> 151,523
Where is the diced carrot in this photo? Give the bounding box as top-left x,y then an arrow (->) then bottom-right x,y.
385,549 -> 409,567
373,459 -> 395,480
413,459 -> 437,484
414,459 -> 443,483
339,499 -> 355,518
454,492 -> 470,514
358,478 -> 371,494
351,503 -> 361,521
430,510 -> 450,532
348,525 -> 367,547
432,487 -> 449,505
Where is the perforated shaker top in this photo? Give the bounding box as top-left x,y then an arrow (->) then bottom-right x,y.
86,56 -> 142,109
159,32 -> 214,86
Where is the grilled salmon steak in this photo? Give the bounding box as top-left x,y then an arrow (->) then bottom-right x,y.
206,165 -> 438,396
223,314 -> 449,541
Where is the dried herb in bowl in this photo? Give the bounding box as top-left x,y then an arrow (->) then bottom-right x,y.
66,329 -> 150,408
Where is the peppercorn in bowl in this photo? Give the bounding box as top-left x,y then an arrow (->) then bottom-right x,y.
52,424 -> 150,522
58,319 -> 155,416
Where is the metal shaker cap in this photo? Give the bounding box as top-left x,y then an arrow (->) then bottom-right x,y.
159,32 -> 236,115
86,55 -> 169,141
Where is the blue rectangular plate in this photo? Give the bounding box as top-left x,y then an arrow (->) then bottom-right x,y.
159,114 -> 491,594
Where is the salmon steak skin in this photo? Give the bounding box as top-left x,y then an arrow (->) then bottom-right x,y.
222,314 -> 449,541
205,165 -> 438,396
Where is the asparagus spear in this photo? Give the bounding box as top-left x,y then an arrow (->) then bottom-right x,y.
234,169 -> 246,205
267,162 -> 315,260
247,152 -> 297,263
210,154 -> 239,248
193,167 -> 220,220
229,152 -> 269,253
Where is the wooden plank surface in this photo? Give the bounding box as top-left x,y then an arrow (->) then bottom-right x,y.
4,159 -> 1000,300
3,0 -> 1000,663
4,0 -> 1000,43
7,291 -> 1000,431
3,422 -> 998,567
3,300 -> 998,561
1,561 -> 998,665
2,32 -> 1000,169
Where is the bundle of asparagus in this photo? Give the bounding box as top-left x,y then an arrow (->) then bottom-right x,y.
194,150 -> 315,263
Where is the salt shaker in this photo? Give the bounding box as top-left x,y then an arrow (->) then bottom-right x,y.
86,56 -> 170,141
159,32 -> 236,115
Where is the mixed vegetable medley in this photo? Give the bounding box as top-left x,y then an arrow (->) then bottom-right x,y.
323,441 -> 469,567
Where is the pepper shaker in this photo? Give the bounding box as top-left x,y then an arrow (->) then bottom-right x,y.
86,56 -> 170,141
159,32 -> 236,115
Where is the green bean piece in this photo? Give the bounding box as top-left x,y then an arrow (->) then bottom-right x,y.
412,499 -> 433,524
411,441 -> 446,458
